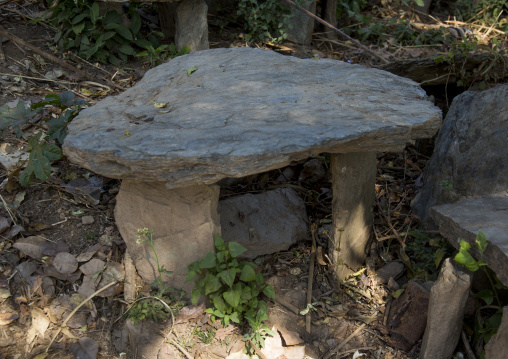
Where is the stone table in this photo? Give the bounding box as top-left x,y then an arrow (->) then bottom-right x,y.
63,47 -> 441,292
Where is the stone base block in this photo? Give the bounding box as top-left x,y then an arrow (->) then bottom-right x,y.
115,180 -> 220,295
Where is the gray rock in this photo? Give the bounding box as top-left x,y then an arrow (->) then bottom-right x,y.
81,215 -> 94,225
299,158 -> 325,183
420,258 -> 472,359
374,261 -> 405,284
219,188 -> 308,258
413,84 -> 508,222
175,0 -> 209,51
63,47 -> 441,190
388,281 -> 430,351
430,193 -> 508,287
285,0 -> 315,45
485,306 -> 508,359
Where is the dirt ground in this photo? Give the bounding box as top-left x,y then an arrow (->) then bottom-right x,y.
0,1 -> 505,359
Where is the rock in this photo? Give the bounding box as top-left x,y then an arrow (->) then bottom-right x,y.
175,0 -> 209,51
413,84 -> 508,222
299,158 -> 326,183
374,261 -> 405,284
430,194 -> 508,286
387,281 -> 430,351
331,152 -> 376,280
63,47 -> 441,189
276,166 -> 297,183
81,215 -> 94,225
219,188 -> 308,258
419,258 -> 472,359
485,306 -> 508,359
285,0 -> 315,45
114,181 -> 220,295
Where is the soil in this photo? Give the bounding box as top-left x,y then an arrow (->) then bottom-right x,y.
0,1 -> 505,359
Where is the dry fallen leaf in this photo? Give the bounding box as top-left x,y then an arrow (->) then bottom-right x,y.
215,325 -> 236,341
31,307 -> 50,337
175,304 -> 205,324
79,258 -> 105,276
13,236 -> 45,259
0,313 -> 19,326
53,252 -> 78,274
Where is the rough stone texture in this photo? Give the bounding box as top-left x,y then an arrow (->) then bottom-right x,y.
374,261 -> 405,284
219,188 -> 309,259
430,193 -> 508,287
285,0 -> 315,45
387,281 -> 430,352
114,181 -> 220,294
63,47 -> 441,189
331,152 -> 376,280
299,158 -> 326,183
175,0 -> 209,51
413,84 -> 508,222
419,258 -> 472,359
485,306 -> 508,359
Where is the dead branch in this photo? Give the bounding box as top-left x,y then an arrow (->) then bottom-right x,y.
0,25 -> 92,81
281,0 -> 389,64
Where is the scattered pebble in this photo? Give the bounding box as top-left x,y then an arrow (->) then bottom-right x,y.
82,216 -> 94,225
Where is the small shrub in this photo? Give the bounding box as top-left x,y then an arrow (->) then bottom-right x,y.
186,235 -> 275,350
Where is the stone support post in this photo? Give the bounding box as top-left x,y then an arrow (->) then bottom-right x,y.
115,180 -> 220,295
330,152 -> 376,280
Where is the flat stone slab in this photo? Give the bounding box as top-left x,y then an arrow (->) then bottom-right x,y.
430,193 -> 508,286
63,47 -> 441,189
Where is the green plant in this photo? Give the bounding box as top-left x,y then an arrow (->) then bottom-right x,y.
193,326 -> 216,344
0,91 -> 87,186
237,0 -> 296,43
47,1 -> 154,65
135,44 -> 190,67
186,235 -> 275,350
127,296 -> 173,324
137,228 -> 173,297
454,231 -> 507,352
455,0 -> 508,32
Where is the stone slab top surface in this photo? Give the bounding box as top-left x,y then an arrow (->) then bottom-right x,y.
430,193 -> 508,286
63,47 -> 442,189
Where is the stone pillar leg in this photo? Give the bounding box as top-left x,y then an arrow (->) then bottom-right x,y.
115,180 -> 220,295
330,152 -> 376,280
175,0 -> 209,51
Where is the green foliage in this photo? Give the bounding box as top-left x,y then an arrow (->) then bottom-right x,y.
137,228 -> 173,298
47,0 -> 150,65
406,230 -> 453,279
0,92 -> 87,186
455,0 -> 508,32
454,231 -> 508,354
127,296 -> 173,324
236,0 -> 295,43
135,44 -> 190,68
337,1 -> 449,46
187,235 -> 275,350
193,326 -> 216,344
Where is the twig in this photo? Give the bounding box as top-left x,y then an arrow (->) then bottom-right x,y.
281,0 -> 389,64
336,346 -> 376,358
46,281 -> 117,352
375,197 -> 405,248
273,296 -> 300,316
306,223 -> 317,334
249,339 -> 268,359
323,323 -> 367,359
462,330 -> 478,359
166,336 -> 193,359
0,25 -> 92,81
0,72 -> 77,84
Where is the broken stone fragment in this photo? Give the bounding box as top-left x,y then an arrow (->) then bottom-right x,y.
419,258 -> 472,359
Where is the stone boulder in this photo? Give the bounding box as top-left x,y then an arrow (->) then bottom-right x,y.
485,306 -> 508,359
413,84 -> 508,222
219,188 -> 308,258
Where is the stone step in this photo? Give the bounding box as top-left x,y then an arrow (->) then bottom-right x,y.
430,193 -> 508,286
